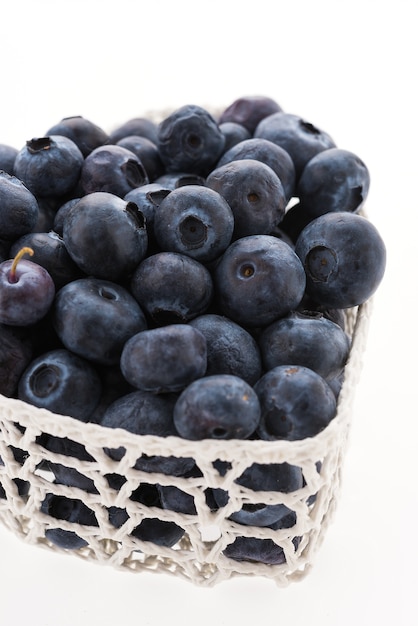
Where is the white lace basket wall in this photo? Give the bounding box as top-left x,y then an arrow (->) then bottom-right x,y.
0,299 -> 371,588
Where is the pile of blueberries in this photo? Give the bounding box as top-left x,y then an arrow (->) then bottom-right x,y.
0,96 -> 386,562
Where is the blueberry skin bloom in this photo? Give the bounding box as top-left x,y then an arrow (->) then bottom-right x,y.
63,192 -> 148,282
297,148 -> 370,218
218,95 -> 283,134
0,171 -> 39,240
120,324 -> 207,393
255,365 -> 337,441
173,374 -> 260,440
206,159 -> 287,240
53,277 -> 148,366
254,112 -> 336,179
14,135 -> 84,198
153,185 -> 234,263
158,105 -> 225,176
130,251 -> 214,325
295,212 -> 386,308
259,310 -> 351,381
18,348 -> 102,421
80,144 -> 148,197
214,235 -> 306,328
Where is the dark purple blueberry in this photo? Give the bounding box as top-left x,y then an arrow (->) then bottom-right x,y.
173,374 -> 260,440
0,143 -> 18,175
258,310 -> 351,381
153,185 -> 234,263
108,117 -> 159,145
0,248 -> 55,327
223,536 -> 298,565
214,235 -> 306,328
295,212 -> 386,308
254,112 -> 336,179
0,324 -> 33,397
63,192 -> 148,282
10,231 -> 83,289
255,365 -> 337,441
100,389 -> 195,476
18,348 -> 102,421
124,183 -> 171,252
116,135 -> 164,182
130,252 -> 213,325
53,277 -> 147,365
218,122 -> 251,151
297,148 -> 370,218
216,137 -> 296,202
120,324 -> 207,393
45,116 -> 109,157
0,238 -> 10,262
218,95 -> 282,134
158,105 -> 225,176
213,487 -> 296,527
0,171 -> 39,240
206,159 -> 287,240
14,135 -> 84,198
80,144 -> 148,197
189,314 -> 262,385
47,463 -> 98,494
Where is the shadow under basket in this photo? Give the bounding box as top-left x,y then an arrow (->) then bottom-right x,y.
0,300 -> 372,588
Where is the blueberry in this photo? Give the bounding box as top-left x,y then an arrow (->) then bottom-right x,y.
124,183 -> 171,252
120,324 -> 207,393
173,374 -> 260,440
258,310 -> 351,381
206,159 -> 287,240
130,251 -> 214,325
0,143 -> 18,175
295,212 -> 386,308
45,115 -> 109,157
116,135 -> 164,182
108,117 -> 159,145
235,461 -> 304,493
80,144 -> 148,197
214,235 -> 306,328
157,485 -> 197,515
18,348 -> 102,421
223,536 -> 298,565
212,488 -> 296,527
153,185 -> 234,263
255,365 -> 337,440
218,122 -> 251,151
53,277 -> 147,365
189,313 -> 262,385
218,95 -> 282,134
297,148 -> 370,218
10,231 -> 83,289
158,105 -> 225,176
41,493 -> 98,550
14,135 -> 84,198
0,171 -> 39,240
254,112 -> 336,179
216,137 -> 296,202
52,198 -> 81,237
63,192 -> 148,282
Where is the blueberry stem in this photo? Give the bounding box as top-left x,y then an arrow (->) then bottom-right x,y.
8,246 -> 34,283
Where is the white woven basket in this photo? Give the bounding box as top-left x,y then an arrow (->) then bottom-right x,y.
0,298 -> 372,587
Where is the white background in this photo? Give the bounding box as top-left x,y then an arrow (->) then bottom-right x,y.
1,1 -> 416,624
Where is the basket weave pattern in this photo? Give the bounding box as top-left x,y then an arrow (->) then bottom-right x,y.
0,300 -> 371,587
